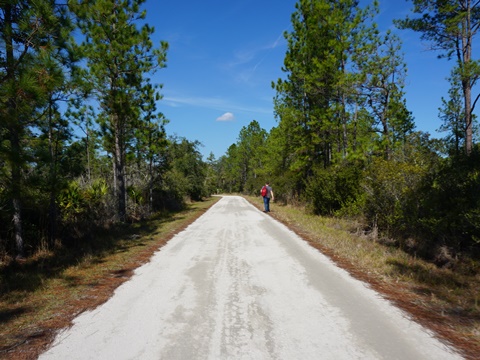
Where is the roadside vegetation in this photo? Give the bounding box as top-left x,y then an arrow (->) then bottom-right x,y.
0,197 -> 220,359
246,195 -> 479,359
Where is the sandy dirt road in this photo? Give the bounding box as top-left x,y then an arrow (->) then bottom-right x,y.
39,196 -> 462,360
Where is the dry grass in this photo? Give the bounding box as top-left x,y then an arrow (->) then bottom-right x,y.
0,197 -> 220,360
246,195 -> 480,360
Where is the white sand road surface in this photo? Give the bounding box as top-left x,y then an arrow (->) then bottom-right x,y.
39,196 -> 463,360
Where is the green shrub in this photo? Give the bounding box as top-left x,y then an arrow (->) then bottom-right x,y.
305,162 -> 364,215
362,158 -> 426,236
57,179 -> 110,242
413,150 -> 480,254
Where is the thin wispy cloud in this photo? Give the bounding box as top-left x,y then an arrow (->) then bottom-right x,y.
228,49 -> 256,69
163,95 -> 228,110
229,30 -> 287,83
163,93 -> 272,115
216,112 -> 235,122
269,31 -> 286,49
226,30 -> 286,69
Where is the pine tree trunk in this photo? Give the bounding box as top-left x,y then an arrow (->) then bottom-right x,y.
382,120 -> 390,160
462,3 -> 473,155
114,115 -> 126,221
5,3 -> 24,259
465,85 -> 473,155
341,94 -> 348,159
13,199 -> 24,259
48,103 -> 57,247
148,156 -> 154,213
86,124 -> 91,183
352,103 -> 358,153
11,130 -> 25,259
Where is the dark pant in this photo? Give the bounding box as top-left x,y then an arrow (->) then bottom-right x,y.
263,196 -> 270,212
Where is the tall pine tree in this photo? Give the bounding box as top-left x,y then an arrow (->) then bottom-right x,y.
70,0 -> 168,221
356,30 -> 413,159
273,0 -> 377,192
0,0 -> 72,258
396,0 -> 480,155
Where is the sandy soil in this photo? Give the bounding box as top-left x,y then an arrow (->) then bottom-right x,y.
38,196 -> 463,360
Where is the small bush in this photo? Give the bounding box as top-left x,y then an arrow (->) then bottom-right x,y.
57,179 -> 110,243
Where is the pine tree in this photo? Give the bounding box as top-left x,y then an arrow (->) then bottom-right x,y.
396,0 -> 480,155
236,120 -> 267,192
132,83 -> 168,213
0,0 -> 72,258
274,0 -> 340,174
70,0 -> 168,221
439,69 -> 468,156
356,30 -> 413,158
273,0 -> 377,186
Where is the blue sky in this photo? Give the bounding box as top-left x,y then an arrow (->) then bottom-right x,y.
145,0 -> 454,159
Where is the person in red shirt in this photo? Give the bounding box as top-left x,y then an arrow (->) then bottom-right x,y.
260,182 -> 274,212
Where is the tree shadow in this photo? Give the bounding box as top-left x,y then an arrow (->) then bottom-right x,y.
0,306 -> 30,324
0,207 -> 185,300
386,259 -> 467,289
386,259 -> 480,328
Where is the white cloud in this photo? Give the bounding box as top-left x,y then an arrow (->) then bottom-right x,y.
216,112 -> 235,122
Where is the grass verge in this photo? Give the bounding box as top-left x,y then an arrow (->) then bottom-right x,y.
246,195 -> 480,360
0,197 -> 220,360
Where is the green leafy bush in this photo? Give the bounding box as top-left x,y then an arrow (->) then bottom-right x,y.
305,162 -> 364,215
362,158 -> 426,236
57,179 -> 110,241
413,150 -> 480,254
